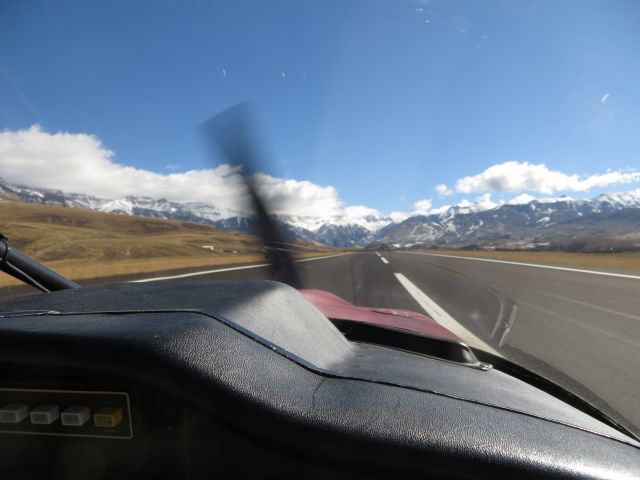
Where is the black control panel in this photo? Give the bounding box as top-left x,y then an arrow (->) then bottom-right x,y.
0,388 -> 132,439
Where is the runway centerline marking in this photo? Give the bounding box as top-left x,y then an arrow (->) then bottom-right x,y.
380,256 -> 389,264
131,253 -> 352,283
393,273 -> 499,355
399,252 -> 640,281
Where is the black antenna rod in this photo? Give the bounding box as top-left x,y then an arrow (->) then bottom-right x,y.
0,234 -> 80,293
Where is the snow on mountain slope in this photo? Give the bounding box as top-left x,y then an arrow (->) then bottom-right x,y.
2,178 -> 640,248
593,189 -> 640,210
371,195 -> 640,249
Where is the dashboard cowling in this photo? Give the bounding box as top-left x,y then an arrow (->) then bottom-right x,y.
0,280 -> 638,479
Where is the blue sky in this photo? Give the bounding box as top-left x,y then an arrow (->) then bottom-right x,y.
1,0 -> 639,217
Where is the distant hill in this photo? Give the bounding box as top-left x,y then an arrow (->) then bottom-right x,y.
2,178 -> 640,250
0,200 -> 331,288
0,178 -> 388,246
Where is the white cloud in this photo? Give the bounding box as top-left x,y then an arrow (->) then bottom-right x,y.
506,193 -> 576,205
389,211 -> 410,222
474,192 -> 500,211
429,204 -> 452,215
7,126 -> 635,228
435,183 -> 453,196
413,199 -> 433,214
601,93 -> 609,103
0,125 -> 343,218
539,195 -> 574,203
344,205 -> 380,218
450,194 -> 501,213
388,199 -> 434,220
507,193 -> 537,205
252,173 -> 342,217
455,161 -> 640,195
340,205 -> 393,230
400,194 -> 499,220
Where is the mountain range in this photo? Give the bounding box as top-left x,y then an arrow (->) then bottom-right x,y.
371,192 -> 640,252
1,178 -> 639,251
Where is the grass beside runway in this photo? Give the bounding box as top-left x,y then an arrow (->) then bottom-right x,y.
406,249 -> 640,273
0,201 -> 344,288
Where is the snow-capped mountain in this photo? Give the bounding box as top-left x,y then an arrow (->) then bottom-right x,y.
2,178 -> 640,250
277,208 -> 395,246
593,190 -> 640,211
0,179 -> 247,225
372,190 -> 640,250
0,179 -> 382,245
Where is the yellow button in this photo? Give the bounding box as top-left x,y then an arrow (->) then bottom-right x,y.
93,407 -> 123,428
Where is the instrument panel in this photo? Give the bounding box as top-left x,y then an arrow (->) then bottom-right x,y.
0,387 -> 132,439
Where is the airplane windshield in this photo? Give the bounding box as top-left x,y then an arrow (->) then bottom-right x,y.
1,0 -> 639,436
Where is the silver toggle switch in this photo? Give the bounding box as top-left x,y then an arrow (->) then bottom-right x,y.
30,405 -> 60,425
61,406 -> 91,426
0,404 -> 29,424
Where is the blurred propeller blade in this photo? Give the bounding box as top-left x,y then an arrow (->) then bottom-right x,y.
199,103 -> 302,288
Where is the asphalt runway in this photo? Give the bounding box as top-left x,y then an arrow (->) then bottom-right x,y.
131,251 -> 640,436
2,251 -> 639,435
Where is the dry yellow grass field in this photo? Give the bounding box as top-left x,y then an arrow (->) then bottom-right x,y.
0,201 -> 337,288
416,249 -> 640,272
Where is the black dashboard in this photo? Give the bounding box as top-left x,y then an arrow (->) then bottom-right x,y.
0,281 -> 638,479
